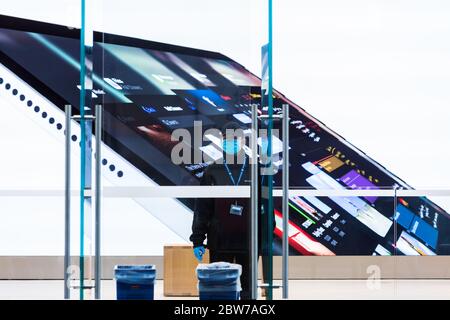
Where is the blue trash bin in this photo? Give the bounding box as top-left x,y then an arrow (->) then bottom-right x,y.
196,262 -> 242,300
114,265 -> 156,300
198,283 -> 241,300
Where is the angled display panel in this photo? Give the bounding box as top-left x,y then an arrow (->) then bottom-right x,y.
0,15 -> 449,256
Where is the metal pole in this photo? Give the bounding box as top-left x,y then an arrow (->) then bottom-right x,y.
282,104 -> 289,299
79,0 -> 94,300
94,105 -> 102,299
267,0 -> 274,300
251,103 -> 259,300
64,105 -> 71,300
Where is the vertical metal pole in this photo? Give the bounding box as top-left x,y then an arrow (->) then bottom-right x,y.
251,103 -> 259,300
393,186 -> 398,296
64,105 -> 71,300
79,0 -> 86,301
282,104 -> 289,299
94,105 -> 102,299
267,0 -> 274,301
79,0 -> 93,300
393,186 -> 398,255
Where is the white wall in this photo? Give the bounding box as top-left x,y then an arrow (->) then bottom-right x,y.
274,0 -> 450,189
1,0 -> 450,256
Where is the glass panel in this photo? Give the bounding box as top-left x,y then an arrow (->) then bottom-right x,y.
97,0 -> 261,300
286,190 -> 396,255
0,1 -> 261,299
259,0 -> 274,298
394,194 -> 445,256
273,1 -> 450,190
0,0 -> 449,301
273,0 -> 450,299
79,0 -> 96,300
278,191 -> 397,299
391,192 -> 450,299
0,11 -> 85,299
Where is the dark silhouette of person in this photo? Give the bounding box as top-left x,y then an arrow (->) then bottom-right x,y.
190,122 -> 274,300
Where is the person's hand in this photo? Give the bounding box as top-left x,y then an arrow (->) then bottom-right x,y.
193,246 -> 205,262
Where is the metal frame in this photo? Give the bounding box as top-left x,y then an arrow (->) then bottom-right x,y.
64,104 -> 102,300
251,103 -> 259,300
79,0 -> 94,300
94,104 -> 102,299
282,104 -> 289,299
64,105 -> 71,300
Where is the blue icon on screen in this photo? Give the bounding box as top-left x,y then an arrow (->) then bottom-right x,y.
141,106 -> 156,113
184,98 -> 197,110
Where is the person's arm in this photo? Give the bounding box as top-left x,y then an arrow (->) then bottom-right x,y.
189,168 -> 214,248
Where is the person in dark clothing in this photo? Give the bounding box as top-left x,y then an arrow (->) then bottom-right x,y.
190,122 -> 253,299
190,123 -> 275,300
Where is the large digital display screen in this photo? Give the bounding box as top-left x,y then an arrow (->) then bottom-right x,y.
1,15 -> 449,256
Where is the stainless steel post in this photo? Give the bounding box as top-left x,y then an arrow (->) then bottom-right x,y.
282,104 -> 289,299
79,0 -> 94,300
251,103 -> 259,300
94,105 -> 102,299
64,105 -> 71,300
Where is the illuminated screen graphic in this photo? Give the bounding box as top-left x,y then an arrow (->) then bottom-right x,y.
0,15 -> 449,256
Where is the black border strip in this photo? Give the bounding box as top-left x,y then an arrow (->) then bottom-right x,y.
0,14 -> 80,38
0,14 -> 231,61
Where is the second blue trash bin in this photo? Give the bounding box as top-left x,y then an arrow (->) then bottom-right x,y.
114,265 -> 156,300
196,262 -> 242,300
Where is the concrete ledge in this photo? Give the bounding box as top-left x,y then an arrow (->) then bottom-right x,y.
273,256 -> 450,279
0,256 -> 164,280
1,256 -> 450,280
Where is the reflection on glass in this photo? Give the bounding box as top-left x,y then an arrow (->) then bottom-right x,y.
394,196 -> 449,256
275,193 -> 396,256
0,17 -> 449,258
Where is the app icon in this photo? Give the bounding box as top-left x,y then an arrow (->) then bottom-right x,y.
141,106 -> 156,113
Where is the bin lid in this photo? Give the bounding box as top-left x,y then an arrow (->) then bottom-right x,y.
196,262 -> 241,272
196,262 -> 242,282
114,265 -> 156,284
114,265 -> 156,280
114,265 -> 155,271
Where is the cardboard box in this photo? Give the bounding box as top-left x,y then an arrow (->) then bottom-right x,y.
164,244 -> 209,296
